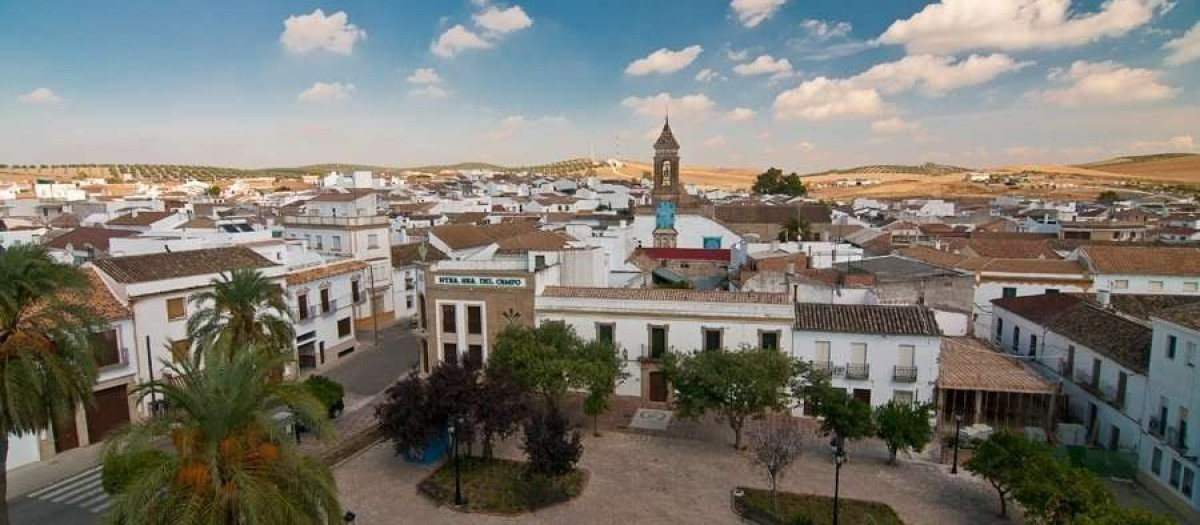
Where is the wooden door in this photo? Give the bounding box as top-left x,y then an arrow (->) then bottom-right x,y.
648,372 -> 668,403
853,388 -> 872,405
53,415 -> 79,453
85,385 -> 131,444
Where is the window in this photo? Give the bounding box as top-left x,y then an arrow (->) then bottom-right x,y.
1169,335 -> 1178,360
1152,447 -> 1163,475
1029,334 -> 1038,357
534,255 -> 547,269
337,317 -> 352,338
1013,326 -> 1021,353
1108,425 -> 1121,451
596,323 -> 615,346
898,345 -> 915,367
442,343 -> 458,365
467,305 -> 482,335
1184,468 -> 1195,498
1150,280 -> 1164,292
90,330 -> 121,368
351,279 -> 361,303
330,235 -> 342,251
1113,279 -> 1129,290
1066,345 -> 1076,380
996,318 -> 1004,342
649,326 -> 667,359
1188,342 -> 1197,366
815,341 -> 831,363
893,390 -> 914,405
1045,288 -> 1060,294
1170,460 -> 1182,488
468,345 -> 483,368
367,233 -> 379,249
1116,371 -> 1128,407
1002,287 -> 1017,298
297,293 -> 309,320
851,343 -> 867,363
406,295 -> 414,309
703,328 -> 722,352
166,297 -> 187,321
441,304 -> 457,333
759,331 -> 780,351
702,236 -> 721,249
320,288 -> 331,313
170,339 -> 191,363
1185,282 -> 1198,292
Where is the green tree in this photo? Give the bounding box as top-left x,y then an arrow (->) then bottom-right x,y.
578,339 -> 628,437
0,246 -> 100,525
802,381 -> 874,443
963,430 -> 1045,518
752,167 -> 808,197
1076,505 -> 1176,525
1097,190 -> 1120,204
103,346 -> 340,525
490,322 -> 589,407
1015,453 -> 1111,525
205,184 -> 221,198
778,217 -> 812,242
664,347 -> 799,449
186,269 -> 294,358
873,401 -> 932,465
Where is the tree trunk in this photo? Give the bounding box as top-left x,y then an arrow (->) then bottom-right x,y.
769,475 -> 778,516
888,444 -> 897,465
997,489 -> 1008,518
592,414 -> 600,437
731,418 -> 744,449
482,432 -> 494,459
0,437 -> 8,525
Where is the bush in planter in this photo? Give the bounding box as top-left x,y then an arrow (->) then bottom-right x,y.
521,405 -> 582,476
377,372 -> 435,460
304,375 -> 345,419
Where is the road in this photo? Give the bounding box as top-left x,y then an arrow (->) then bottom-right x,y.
7,324 -> 419,525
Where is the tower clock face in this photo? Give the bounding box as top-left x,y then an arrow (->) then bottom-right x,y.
655,200 -> 676,229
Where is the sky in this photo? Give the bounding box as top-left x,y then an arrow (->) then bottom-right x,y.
2,0 -> 1199,172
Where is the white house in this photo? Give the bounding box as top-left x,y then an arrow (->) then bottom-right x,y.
1080,245 -> 1200,296
1139,303 -> 1200,520
285,260 -> 367,372
792,303 -> 942,408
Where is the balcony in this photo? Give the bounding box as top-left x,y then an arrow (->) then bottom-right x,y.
893,366 -> 918,383
321,299 -> 339,316
297,305 -> 319,323
845,363 -> 870,380
1167,426 -> 1189,455
280,213 -> 388,228
811,361 -> 833,377
1149,417 -> 1165,438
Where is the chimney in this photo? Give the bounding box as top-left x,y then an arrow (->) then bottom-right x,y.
1097,289 -> 1111,308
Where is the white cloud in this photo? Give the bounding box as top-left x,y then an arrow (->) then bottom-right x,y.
298,81 -> 355,102
773,77 -> 886,121
695,68 -> 724,82
795,141 -> 816,152
725,107 -> 757,121
800,19 -> 852,41
1003,145 -> 1049,157
1033,60 -> 1177,106
851,54 -> 1031,96
878,0 -> 1170,54
1130,134 -> 1197,152
280,9 -> 366,56
870,117 -> 919,134
626,45 -> 703,76
731,0 -> 787,28
1164,22 -> 1200,66
732,55 -> 795,79
409,85 -> 449,99
406,68 -> 442,85
725,48 -> 751,61
17,87 -> 61,105
431,25 -> 492,58
472,5 -> 533,35
486,114 -> 567,141
621,92 -> 716,119
703,135 -> 728,147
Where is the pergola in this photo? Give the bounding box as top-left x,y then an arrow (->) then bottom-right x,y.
936,337 -> 1060,435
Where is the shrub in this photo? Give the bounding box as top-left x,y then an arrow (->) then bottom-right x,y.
101,449 -> 168,494
522,405 -> 582,475
513,473 -> 568,508
304,375 -> 345,417
376,372 -> 434,459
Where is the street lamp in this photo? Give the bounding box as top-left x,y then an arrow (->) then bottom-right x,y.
951,413 -> 963,474
449,418 -> 466,506
832,434 -> 846,525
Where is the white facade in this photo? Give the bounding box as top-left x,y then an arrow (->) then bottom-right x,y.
288,265 -> 363,372
791,331 -> 940,408
1139,316 -> 1200,516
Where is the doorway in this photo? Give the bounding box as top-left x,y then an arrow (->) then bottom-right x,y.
648,371 -> 668,403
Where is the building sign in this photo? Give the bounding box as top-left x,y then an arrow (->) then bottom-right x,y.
436,275 -> 526,287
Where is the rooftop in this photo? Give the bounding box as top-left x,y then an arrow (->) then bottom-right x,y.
106,211 -> 173,227
496,230 -> 576,254
937,338 -> 1056,394
285,260 -> 367,286
993,293 -> 1152,373
44,227 -> 138,252
833,255 -> 962,282
429,222 -> 538,250
793,303 -> 941,336
633,247 -> 731,262
1081,245 -> 1200,276
1154,302 -> 1200,332
391,242 -> 448,268
93,246 -> 278,284
541,286 -> 789,304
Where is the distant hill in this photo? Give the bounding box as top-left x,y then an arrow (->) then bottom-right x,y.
992,152 -> 1200,185
1080,153 -> 1198,168
805,162 -> 974,177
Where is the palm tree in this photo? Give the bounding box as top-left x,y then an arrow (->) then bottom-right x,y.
187,269 -> 293,358
0,245 -> 99,525
103,345 -> 341,524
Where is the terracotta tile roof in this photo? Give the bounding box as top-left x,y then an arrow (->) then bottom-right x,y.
1082,245 -> 1200,276
966,237 -> 1060,259
496,231 -> 576,254
391,242 -> 447,268
429,222 -> 538,250
176,217 -> 216,229
993,293 -> 1151,373
79,268 -> 130,320
712,204 -> 831,225
991,293 -> 1082,324
1095,294 -> 1200,322
541,286 -> 789,304
309,192 -> 369,202
106,211 -> 173,227
633,247 -> 731,262
1154,302 -> 1200,332
793,303 -> 940,336
897,247 -> 971,269
44,227 -> 138,251
93,247 -> 278,283
898,247 -> 1085,275
285,260 -> 366,286
937,338 -> 1055,394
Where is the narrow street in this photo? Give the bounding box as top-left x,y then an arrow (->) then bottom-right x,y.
6,323 -> 418,525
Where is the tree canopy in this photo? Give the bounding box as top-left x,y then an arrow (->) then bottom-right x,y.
752,167 -> 807,197
490,321 -> 618,407
874,401 -> 932,465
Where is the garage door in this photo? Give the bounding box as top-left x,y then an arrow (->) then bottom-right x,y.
86,385 -> 131,443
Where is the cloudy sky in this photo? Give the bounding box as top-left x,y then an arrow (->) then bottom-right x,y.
2,0 -> 1199,172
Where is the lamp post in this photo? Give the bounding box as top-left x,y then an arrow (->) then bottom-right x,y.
342,511 -> 356,524
951,414 -> 963,475
449,420 -> 465,506
832,434 -> 846,525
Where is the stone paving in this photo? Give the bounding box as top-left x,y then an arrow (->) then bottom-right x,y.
335,407 -> 1017,525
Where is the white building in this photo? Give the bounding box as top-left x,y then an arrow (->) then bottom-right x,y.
792,303 -> 942,408
1080,245 -> 1200,296
285,260 -> 367,372
1139,303 -> 1200,520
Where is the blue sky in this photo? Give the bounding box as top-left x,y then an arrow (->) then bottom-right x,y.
2,0 -> 1199,172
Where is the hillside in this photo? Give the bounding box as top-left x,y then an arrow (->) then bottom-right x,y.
992,153 -> 1200,185
805,162 -> 974,177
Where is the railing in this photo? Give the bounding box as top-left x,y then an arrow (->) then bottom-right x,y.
280,214 -> 388,227
893,365 -> 918,383
322,299 -> 339,316
298,305 -> 318,323
1167,426 -> 1189,454
1098,381 -> 1124,409
1149,417 -> 1165,438
1075,370 -> 1097,391
811,361 -> 833,376
845,363 -> 870,380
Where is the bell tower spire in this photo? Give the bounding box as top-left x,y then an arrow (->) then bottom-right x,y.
651,114 -> 681,248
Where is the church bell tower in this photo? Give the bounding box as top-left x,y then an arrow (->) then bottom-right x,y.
651,117 -> 681,248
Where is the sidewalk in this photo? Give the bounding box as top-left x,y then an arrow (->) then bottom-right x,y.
6,441 -> 104,502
